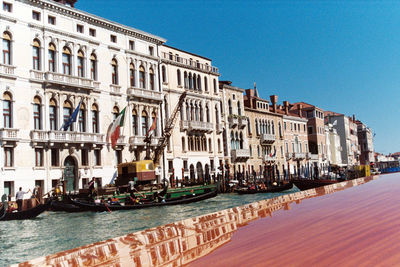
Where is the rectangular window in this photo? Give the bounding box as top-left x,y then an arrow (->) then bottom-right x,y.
149,46 -> 154,56
3,181 -> 14,199
3,100 -> 11,128
32,11 -> 41,21
210,159 -> 214,170
78,110 -> 85,132
48,16 -> 56,25
76,24 -> 84,33
49,106 -> 57,130
168,160 -> 173,172
48,49 -> 56,72
35,148 -> 43,167
2,39 -> 11,65
4,147 -> 13,167
81,149 -> 88,166
51,148 -> 59,166
89,28 -> 96,37
94,150 -> 101,166
110,35 -> 117,43
183,160 -> 188,171
92,110 -> 98,133
3,2 -> 12,12
33,104 -> 41,130
129,40 -> 135,50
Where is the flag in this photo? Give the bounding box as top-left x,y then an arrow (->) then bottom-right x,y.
107,107 -> 126,148
62,101 -> 81,131
109,170 -> 118,185
146,116 -> 157,137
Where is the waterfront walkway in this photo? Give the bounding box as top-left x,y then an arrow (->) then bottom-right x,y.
15,173 -> 399,266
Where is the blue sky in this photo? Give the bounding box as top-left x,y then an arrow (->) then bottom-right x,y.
76,1 -> 399,154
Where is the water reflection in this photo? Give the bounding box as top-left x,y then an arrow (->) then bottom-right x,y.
16,176 -> 377,267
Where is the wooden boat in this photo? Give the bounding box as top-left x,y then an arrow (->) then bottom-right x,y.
0,203 -> 48,221
71,189 -> 218,212
49,200 -> 82,212
235,182 -> 293,195
293,179 -> 345,191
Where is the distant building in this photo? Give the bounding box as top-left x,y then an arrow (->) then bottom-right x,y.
355,120 -> 374,165
325,112 -> 360,166
325,123 -> 343,166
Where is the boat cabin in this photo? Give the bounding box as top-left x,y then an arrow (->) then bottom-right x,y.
115,160 -> 156,186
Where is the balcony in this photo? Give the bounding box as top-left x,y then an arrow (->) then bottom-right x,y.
264,154 -> 277,161
231,149 -> 250,162
0,64 -> 16,79
44,72 -> 96,91
228,116 -> 239,128
128,136 -> 162,147
127,87 -> 163,102
260,133 -> 276,144
307,153 -> 319,160
31,130 -> 105,145
285,153 -> 292,159
216,123 -> 223,134
110,84 -> 122,96
0,128 -> 19,142
161,52 -> 219,75
293,152 -> 306,159
238,117 -> 247,129
180,120 -> 213,133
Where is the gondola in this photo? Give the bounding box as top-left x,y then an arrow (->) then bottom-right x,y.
49,201 -> 82,212
71,189 -> 218,212
0,203 -> 48,221
292,178 -> 345,191
235,182 -> 293,195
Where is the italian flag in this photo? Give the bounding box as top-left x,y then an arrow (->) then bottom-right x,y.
146,116 -> 157,137
108,107 -> 126,148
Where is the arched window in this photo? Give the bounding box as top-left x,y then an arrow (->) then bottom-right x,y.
32,39 -> 41,70
213,79 -> 217,93
63,101 -> 73,131
228,99 -> 232,115
208,138 -> 212,152
90,53 -> 97,80
188,73 -> 193,89
235,132 -> 239,149
132,109 -> 138,135
272,121 -> 275,135
197,75 -> 201,91
162,65 -> 166,83
255,119 -> 259,135
215,105 -> 219,124
151,112 -> 157,136
237,101 -> 241,116
2,32 -> 11,65
184,72 -> 188,89
239,132 -> 243,149
230,132 -> 234,149
195,104 -> 199,121
141,111 -> 148,136
182,137 -> 186,151
139,65 -> 145,88
49,98 -> 57,130
206,105 -> 210,122
279,122 -> 282,137
33,96 -> 42,130
111,59 -> 118,85
186,102 -> 190,120
78,102 -> 86,132
129,63 -> 135,87
193,74 -> 197,90
48,43 -> 56,72
204,77 -> 208,91
92,104 -> 99,133
177,69 -> 181,86
149,68 -> 155,90
199,104 -> 203,122
77,50 -> 85,77
203,137 -> 207,151
62,47 -> 71,75
112,106 -> 119,120
217,139 -> 221,152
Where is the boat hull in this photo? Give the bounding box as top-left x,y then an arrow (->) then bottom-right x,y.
0,203 -> 48,221
236,182 -> 293,195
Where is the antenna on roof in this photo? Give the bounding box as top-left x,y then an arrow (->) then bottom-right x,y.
253,82 -> 259,97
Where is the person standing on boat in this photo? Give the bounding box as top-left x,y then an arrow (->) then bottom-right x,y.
16,187 -> 30,212
128,178 -> 135,194
88,177 -> 96,198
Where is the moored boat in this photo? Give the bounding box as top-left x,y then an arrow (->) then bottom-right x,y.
0,203 -> 48,221
71,189 -> 217,212
235,182 -> 293,195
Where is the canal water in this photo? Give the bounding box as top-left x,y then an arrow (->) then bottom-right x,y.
0,187 -> 299,266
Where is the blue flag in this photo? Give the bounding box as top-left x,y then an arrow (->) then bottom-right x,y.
62,101 -> 81,131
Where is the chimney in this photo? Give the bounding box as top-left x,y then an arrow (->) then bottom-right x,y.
270,95 -> 278,113
53,0 -> 77,7
352,114 -> 355,122
298,104 -> 303,118
283,101 -> 289,115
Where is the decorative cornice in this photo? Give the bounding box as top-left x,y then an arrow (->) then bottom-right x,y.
0,14 -> 17,23
163,88 -> 221,101
20,0 -> 166,45
161,59 -> 220,76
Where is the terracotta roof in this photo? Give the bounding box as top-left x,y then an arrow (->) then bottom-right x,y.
324,110 -> 344,117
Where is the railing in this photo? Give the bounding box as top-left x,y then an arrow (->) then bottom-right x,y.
228,116 -> 239,128
161,52 -> 219,74
129,136 -> 161,146
110,84 -> 122,94
0,128 -> 19,140
231,149 -> 250,159
264,155 -> 277,161
127,87 -> 163,101
0,64 -> 16,76
31,130 -> 105,143
30,70 -> 45,80
260,133 -> 276,144
293,152 -> 306,159
307,153 -> 319,160
45,72 -> 96,89
180,120 -> 213,132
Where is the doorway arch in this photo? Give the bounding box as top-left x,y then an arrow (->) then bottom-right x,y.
196,162 -> 203,183
189,164 -> 195,182
64,156 -> 78,192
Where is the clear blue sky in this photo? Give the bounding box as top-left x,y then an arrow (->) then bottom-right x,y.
76,0 -> 399,154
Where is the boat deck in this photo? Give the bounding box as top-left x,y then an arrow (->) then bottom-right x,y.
15,173 -> 399,266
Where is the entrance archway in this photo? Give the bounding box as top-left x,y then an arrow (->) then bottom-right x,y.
205,164 -> 210,183
189,164 -> 195,182
196,162 -> 203,183
64,156 -> 77,192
